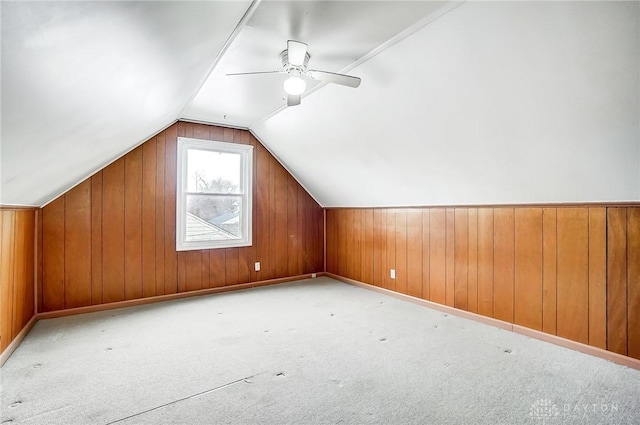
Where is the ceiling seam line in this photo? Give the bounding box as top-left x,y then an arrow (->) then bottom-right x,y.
177,0 -> 263,120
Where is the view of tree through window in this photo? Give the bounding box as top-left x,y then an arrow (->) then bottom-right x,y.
176,138 -> 252,251
186,149 -> 242,241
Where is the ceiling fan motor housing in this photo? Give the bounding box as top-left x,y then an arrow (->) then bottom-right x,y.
280,50 -> 310,73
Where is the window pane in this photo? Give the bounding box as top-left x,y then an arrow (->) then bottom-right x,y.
186,194 -> 242,241
187,149 -> 241,194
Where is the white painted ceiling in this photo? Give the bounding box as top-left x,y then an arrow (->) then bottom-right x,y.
2,1 -> 639,207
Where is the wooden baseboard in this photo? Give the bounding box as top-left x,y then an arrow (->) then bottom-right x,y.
326,273 -> 640,371
512,325 -> 640,371
38,274 -> 315,319
0,316 -> 37,367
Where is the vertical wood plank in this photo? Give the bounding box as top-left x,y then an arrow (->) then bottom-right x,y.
64,181 -> 92,308
514,208 -> 543,331
36,209 -> 43,313
406,209 -> 422,298
43,199 -> 65,310
269,153 -> 278,279
337,210 -> 347,278
201,250 -> 211,288
395,210 -> 407,294
91,173 -> 103,305
493,208 -> 514,323
352,209 -> 362,282
386,210 -> 396,291
12,213 -> 25,338
454,208 -> 468,310
542,208 -> 557,335
429,208 -> 446,304
627,208 -> 640,359
15,211 -> 35,333
164,124 -> 178,294
477,208 -> 494,318
10,213 -> 23,339
421,209 -> 430,300
467,209 -> 478,313
0,212 -> 15,349
373,209 -> 386,288
344,209 -> 353,279
185,251 -> 202,291
0,212 -> 6,348
296,185 -> 305,275
103,158 -> 126,303
315,203 -> 324,272
274,164 -> 288,278
557,208 -> 589,344
256,143 -> 272,279
445,208 -> 455,307
209,250 -> 226,287
588,208 -> 607,349
176,252 -> 186,292
124,148 -> 143,300
326,210 -> 337,274
238,247 -> 252,284
142,138 -> 157,297
155,131 -> 166,296
249,135 -> 259,281
361,209 -> 374,284
225,248 -> 239,286
478,208 -> 494,317
287,176 -> 298,277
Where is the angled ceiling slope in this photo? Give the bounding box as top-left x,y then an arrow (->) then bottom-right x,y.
1,1 -> 253,206
252,1 -> 640,207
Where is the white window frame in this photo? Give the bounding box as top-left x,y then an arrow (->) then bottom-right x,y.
176,137 -> 253,251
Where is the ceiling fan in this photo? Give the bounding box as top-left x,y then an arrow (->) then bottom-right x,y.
227,40 -> 361,107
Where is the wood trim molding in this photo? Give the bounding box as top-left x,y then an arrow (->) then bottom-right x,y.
326,202 -> 640,210
325,273 -> 640,371
37,274 -> 315,319
0,205 -> 40,211
0,316 -> 36,367
512,325 -> 640,371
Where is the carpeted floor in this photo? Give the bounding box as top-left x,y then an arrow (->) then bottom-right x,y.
1,277 -> 639,424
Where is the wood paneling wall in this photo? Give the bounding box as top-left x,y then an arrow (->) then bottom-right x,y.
40,122 -> 323,312
326,206 -> 640,361
0,209 -> 36,353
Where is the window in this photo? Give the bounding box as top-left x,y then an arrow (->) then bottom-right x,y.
176,137 -> 253,251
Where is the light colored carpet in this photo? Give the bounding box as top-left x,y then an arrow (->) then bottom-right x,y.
1,277 -> 639,424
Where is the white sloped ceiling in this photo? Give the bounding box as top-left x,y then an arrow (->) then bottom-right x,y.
2,1 -> 638,208
1,1 -> 252,206
252,1 -> 640,206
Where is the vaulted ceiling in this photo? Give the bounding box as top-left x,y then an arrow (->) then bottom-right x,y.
2,1 -> 639,207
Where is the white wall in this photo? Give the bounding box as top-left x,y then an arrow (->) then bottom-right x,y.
253,1 -> 640,207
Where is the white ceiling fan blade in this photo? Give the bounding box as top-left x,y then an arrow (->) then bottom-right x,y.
287,40 -> 308,67
287,94 -> 301,107
307,70 -> 361,88
226,71 -> 284,76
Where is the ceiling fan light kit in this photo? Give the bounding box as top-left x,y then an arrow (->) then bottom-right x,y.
227,40 -> 361,107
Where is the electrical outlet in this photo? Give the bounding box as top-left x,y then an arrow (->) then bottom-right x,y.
254,262 -> 260,272
390,269 -> 396,279
312,273 -> 317,278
